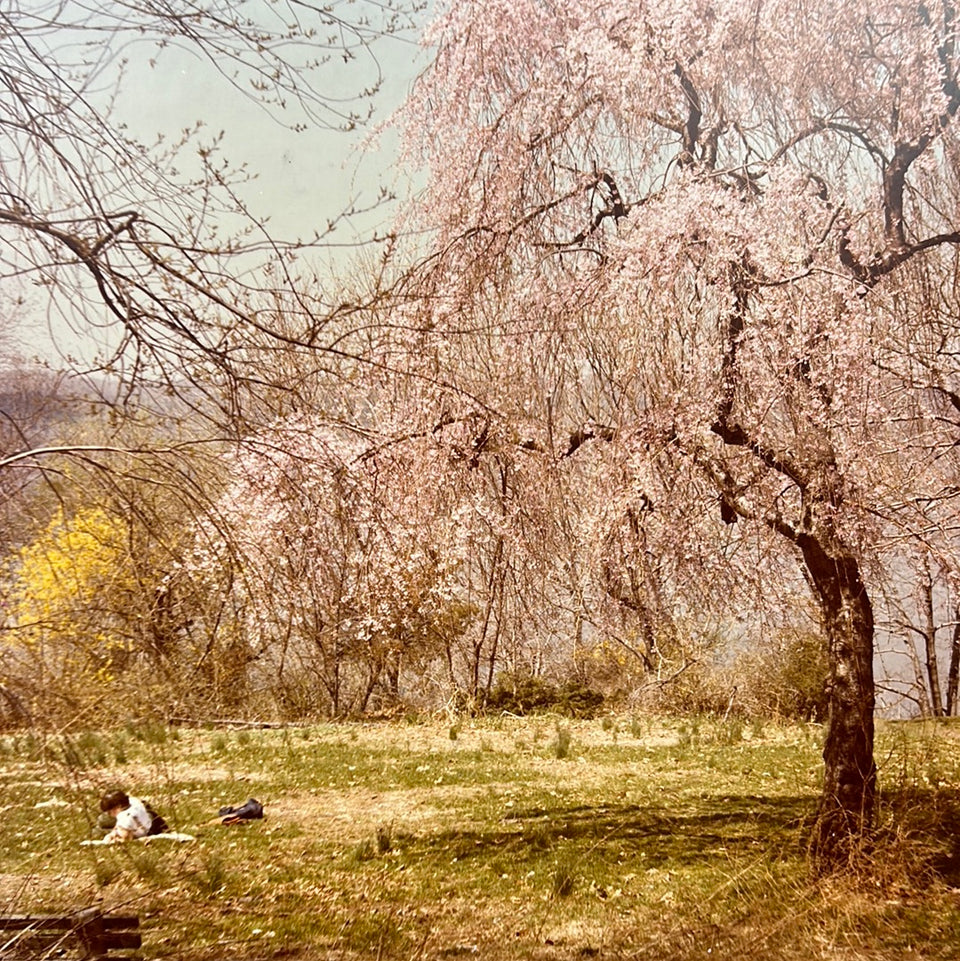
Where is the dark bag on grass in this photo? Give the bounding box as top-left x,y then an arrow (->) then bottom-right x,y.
144,801 -> 169,835
218,798 -> 264,824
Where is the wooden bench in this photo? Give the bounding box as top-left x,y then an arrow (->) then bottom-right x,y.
0,907 -> 141,959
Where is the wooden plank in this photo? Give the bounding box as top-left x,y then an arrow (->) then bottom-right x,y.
101,930 -> 142,950
0,910 -> 140,958
0,913 -> 139,929
0,913 -> 82,930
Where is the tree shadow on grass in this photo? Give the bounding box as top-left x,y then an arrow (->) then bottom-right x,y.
403,787 -> 960,884
411,794 -> 817,869
878,786 -> 960,885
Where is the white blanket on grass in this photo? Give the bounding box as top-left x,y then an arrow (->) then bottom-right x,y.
82,832 -> 195,845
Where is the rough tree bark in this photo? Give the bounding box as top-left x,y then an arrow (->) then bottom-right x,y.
712,264 -> 878,869
798,533 -> 877,868
921,565 -> 945,716
947,613 -> 960,716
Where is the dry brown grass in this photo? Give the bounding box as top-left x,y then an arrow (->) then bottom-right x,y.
0,716 -> 958,960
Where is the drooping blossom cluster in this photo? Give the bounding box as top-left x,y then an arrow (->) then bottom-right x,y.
395,0 -> 960,569
389,0 -> 960,744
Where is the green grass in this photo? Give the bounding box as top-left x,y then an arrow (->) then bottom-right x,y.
1,716 -> 959,960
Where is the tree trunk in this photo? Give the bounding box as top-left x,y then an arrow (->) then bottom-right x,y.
799,533 -> 877,870
946,608 -> 960,717
921,564 -> 945,716
386,649 -> 401,698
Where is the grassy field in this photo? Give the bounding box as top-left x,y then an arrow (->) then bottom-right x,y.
2,714 -> 960,960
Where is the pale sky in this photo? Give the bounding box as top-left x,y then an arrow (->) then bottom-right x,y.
9,4 -> 429,365
112,27 -> 426,244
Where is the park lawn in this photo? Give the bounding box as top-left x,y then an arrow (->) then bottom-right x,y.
1,715 -> 960,960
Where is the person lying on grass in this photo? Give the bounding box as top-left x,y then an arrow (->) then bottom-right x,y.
99,789 -> 169,842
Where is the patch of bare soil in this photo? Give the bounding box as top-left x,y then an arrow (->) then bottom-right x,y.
265,783 -> 488,843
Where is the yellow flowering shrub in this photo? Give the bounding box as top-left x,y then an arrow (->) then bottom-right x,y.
6,507 -> 136,711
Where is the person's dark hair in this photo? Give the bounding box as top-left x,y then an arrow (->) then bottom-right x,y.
100,790 -> 130,812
